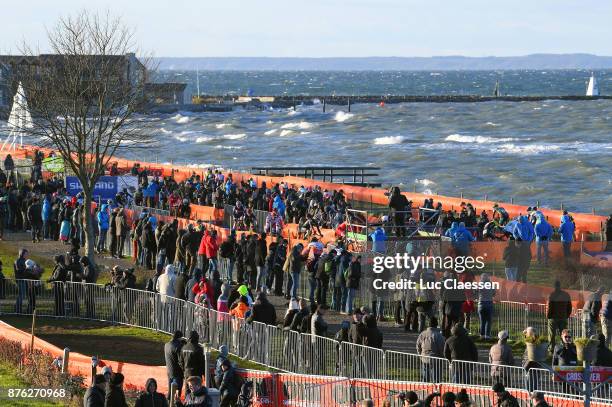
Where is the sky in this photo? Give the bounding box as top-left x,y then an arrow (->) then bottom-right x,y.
2,0 -> 612,57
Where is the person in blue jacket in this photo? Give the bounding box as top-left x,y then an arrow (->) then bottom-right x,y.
272,195 -> 286,219
534,213 -> 553,266
41,195 -> 52,240
143,180 -> 160,208
558,212 -> 575,259
448,222 -> 475,256
96,204 -> 110,253
512,215 -> 535,242
369,227 -> 387,253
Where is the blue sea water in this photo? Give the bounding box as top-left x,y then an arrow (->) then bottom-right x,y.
6,70 -> 611,214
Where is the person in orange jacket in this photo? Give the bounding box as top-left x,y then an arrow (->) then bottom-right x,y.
229,296 -> 251,319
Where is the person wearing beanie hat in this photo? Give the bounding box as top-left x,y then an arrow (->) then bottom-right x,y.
489,330 -> 514,384
105,372 -> 127,407
492,382 -> 519,407
83,373 -> 106,407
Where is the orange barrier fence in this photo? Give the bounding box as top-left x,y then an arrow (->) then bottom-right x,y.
13,145 -> 607,237
3,318 -> 604,407
0,320 -> 168,394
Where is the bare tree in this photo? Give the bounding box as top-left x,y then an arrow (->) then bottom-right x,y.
13,11 -> 155,262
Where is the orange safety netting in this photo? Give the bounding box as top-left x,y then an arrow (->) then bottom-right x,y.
0,320 -> 168,394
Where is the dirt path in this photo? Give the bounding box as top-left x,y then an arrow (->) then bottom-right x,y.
1,231 -> 154,285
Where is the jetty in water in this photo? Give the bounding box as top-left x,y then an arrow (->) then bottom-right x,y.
178,94 -> 612,112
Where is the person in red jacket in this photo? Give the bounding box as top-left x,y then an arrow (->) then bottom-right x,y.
198,228 -> 219,278
205,229 -> 219,277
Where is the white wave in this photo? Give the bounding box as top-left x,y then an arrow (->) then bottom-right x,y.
445,134 -> 516,144
160,128 -> 172,134
264,129 -> 278,136
172,114 -> 190,124
174,135 -> 188,142
196,136 -> 214,143
215,145 -> 243,150
279,129 -> 294,137
287,109 -> 301,116
216,123 -> 231,129
485,122 -> 500,127
415,178 -> 436,187
222,133 -> 246,140
266,120 -> 274,124
334,111 -> 354,122
374,136 -> 405,145
281,121 -> 314,130
495,144 -> 561,155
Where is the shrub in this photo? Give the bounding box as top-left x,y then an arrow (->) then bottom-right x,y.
0,336 -> 85,406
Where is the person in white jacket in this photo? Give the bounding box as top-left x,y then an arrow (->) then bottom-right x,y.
156,264 -> 178,331
156,264 -> 177,302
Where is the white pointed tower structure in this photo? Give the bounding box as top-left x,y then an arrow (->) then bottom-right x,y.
586,72 -> 599,96
1,82 -> 33,152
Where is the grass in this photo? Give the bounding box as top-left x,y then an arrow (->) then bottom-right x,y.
0,241 -> 55,281
0,363 -> 63,407
0,316 -> 269,371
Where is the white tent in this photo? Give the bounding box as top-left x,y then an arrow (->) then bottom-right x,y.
586,73 -> 600,97
1,82 -> 33,151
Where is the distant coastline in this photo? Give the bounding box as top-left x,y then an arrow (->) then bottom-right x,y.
155,53 -> 612,71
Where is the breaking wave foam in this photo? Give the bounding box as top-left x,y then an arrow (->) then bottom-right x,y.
281,121 -> 314,130
445,134 -> 517,144
374,136 -> 405,145
334,111 -> 354,122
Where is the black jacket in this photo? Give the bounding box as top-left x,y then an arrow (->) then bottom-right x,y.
105,384 -> 128,407
83,385 -> 105,407
28,203 -> 43,225
345,261 -> 361,289
248,298 -> 277,325
180,341 -> 206,378
256,238 -> 268,267
134,389 -> 168,407
164,339 -> 184,378
443,325 -> 478,362
363,318 -> 383,349
218,366 -> 239,398
48,264 -> 68,283
289,308 -> 309,332
546,288 -> 572,319
553,343 -> 577,367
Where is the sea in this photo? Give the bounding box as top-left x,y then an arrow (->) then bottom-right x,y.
10,70 -> 612,214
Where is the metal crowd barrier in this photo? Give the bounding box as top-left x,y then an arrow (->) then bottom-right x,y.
0,279 -> 609,405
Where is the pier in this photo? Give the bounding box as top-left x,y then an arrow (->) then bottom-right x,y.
189,94 -> 612,112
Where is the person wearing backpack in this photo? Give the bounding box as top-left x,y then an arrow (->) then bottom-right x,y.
315,248 -> 333,308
